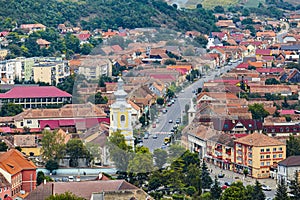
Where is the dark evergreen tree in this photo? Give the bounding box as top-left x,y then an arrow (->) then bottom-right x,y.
201,160 -> 212,190
252,180 -> 266,200
275,178 -> 290,200
289,172 -> 300,200
211,176 -> 222,199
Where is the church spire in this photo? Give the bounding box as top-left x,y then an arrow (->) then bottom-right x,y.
114,76 -> 127,101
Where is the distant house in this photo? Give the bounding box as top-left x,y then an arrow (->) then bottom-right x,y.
36,39 -> 50,48
277,156 -> 300,183
20,24 -> 46,34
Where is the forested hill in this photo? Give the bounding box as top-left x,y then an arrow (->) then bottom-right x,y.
0,0 -> 218,34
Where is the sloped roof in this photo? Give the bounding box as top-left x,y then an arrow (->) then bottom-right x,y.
234,132 -> 284,146
278,156 -> 300,167
0,86 -> 71,98
0,149 -> 36,175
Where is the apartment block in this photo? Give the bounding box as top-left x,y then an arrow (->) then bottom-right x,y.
234,133 -> 286,179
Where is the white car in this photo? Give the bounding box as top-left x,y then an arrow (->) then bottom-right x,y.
262,185 -> 271,191
168,119 -> 173,123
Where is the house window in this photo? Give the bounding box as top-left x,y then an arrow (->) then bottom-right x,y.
20,122 -> 23,127
267,162 -> 270,166
260,155 -> 264,159
27,120 -> 32,124
273,155 -> 277,158
120,115 -> 125,122
279,147 -> 283,151
279,154 -> 283,158
261,149 -> 264,152
224,124 -> 229,129
248,160 -> 252,165
273,148 -> 277,152
266,155 -> 270,159
261,162 -> 264,166
266,148 -> 270,152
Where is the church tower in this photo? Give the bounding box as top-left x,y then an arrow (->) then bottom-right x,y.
188,99 -> 196,124
109,77 -> 134,148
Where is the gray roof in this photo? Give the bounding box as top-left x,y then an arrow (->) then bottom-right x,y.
278,156 -> 300,167
280,45 -> 300,51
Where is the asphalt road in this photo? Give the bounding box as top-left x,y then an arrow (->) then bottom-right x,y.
143,62 -> 240,152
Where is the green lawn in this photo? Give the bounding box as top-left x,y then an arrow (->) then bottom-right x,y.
241,0 -> 265,8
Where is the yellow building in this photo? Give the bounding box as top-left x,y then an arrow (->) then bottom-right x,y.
109,77 -> 134,148
234,133 -> 286,179
0,49 -> 8,60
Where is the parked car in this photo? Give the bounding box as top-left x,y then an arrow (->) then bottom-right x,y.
218,173 -> 225,178
262,185 -> 271,191
168,119 -> 173,123
221,185 -> 228,190
224,182 -> 231,186
152,134 -> 158,139
152,123 -> 156,128
68,176 -> 74,182
144,133 -> 149,139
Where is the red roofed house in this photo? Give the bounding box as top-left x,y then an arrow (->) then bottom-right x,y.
36,39 -> 50,49
76,33 -> 91,44
0,86 -> 72,109
255,49 -> 272,60
0,149 -> 36,198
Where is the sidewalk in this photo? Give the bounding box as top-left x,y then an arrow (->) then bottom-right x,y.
206,162 -> 277,188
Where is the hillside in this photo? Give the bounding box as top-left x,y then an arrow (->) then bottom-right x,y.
0,0 -> 218,34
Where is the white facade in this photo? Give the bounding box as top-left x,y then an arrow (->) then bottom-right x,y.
78,58 -> 112,80
187,133 -> 207,159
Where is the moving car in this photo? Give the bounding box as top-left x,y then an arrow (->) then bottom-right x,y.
168,119 -> 173,123
218,173 -> 225,178
152,134 -> 158,139
144,133 -> 149,139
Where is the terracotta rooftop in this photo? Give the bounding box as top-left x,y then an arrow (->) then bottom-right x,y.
0,149 -> 36,175
234,132 -> 284,147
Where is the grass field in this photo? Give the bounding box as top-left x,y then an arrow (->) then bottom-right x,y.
241,0 -> 265,8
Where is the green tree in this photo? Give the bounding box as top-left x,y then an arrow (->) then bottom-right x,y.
194,35 -> 208,48
80,43 -> 93,55
37,171 -> 45,186
275,178 -> 290,200
66,139 -> 90,167
128,147 -> 153,173
45,159 -> 59,173
85,142 -> 102,166
166,88 -> 175,99
64,33 -> 80,53
251,180 -> 266,200
98,75 -> 113,87
153,148 -> 167,169
41,130 -> 66,161
211,176 -> 222,199
221,181 -> 246,200
0,103 -> 23,117
286,135 -> 300,157
46,192 -> 85,200
201,161 -> 212,190
290,171 -> 300,200
156,97 -> 165,106
214,5 -> 224,13
184,164 -> 201,194
87,92 -> 108,104
248,103 -> 269,120
0,142 -> 8,152
265,78 -> 280,85
108,130 -> 133,172
168,144 -> 186,163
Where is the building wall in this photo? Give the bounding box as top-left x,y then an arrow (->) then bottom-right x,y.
22,169 -> 36,193
237,143 -> 286,179
33,66 -> 52,84
92,190 -> 152,200
278,165 -> 300,182
11,173 -> 22,198
21,147 -> 41,157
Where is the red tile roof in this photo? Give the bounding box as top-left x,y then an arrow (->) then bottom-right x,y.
0,149 -> 36,175
150,74 -> 176,81
278,156 -> 300,167
279,110 -> 296,115
39,118 -> 110,129
255,68 -> 284,74
236,63 -> 249,69
234,132 -> 285,146
0,86 -> 71,99
256,49 -> 271,55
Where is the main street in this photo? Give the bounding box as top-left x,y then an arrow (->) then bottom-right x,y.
143,62 -> 241,152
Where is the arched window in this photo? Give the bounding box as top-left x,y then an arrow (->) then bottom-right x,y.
120,115 -> 125,122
